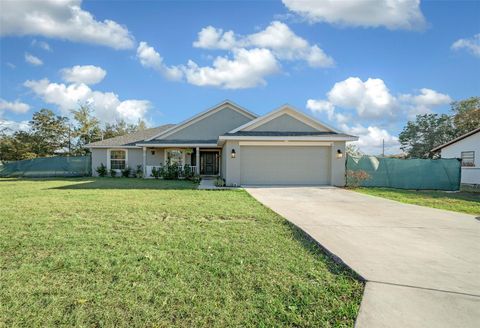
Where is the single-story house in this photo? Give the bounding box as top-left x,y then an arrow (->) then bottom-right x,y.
86,100 -> 358,186
432,127 -> 480,185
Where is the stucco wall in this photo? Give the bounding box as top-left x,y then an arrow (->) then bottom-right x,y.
441,132 -> 480,184
161,107 -> 253,141
224,140 -> 241,186
91,148 -> 108,176
330,141 -> 346,186
250,114 -> 320,132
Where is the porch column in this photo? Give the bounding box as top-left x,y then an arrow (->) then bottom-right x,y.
196,147 -> 200,174
142,147 -> 146,178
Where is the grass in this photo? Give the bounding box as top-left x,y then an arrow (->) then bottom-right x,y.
354,187 -> 480,215
0,178 -> 363,327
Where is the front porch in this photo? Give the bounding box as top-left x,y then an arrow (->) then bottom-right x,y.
142,146 -> 222,178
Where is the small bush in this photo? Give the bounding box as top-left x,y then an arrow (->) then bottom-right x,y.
346,170 -> 370,188
96,163 -> 107,177
191,174 -> 201,184
109,169 -> 117,178
214,178 -> 225,187
161,163 -> 180,180
183,164 -> 194,179
122,166 -> 132,178
151,167 -> 161,179
135,165 -> 143,178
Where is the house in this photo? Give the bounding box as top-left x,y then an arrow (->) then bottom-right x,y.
432,127 -> 480,185
86,100 -> 358,186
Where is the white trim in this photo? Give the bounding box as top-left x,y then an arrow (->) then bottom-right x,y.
136,143 -> 219,147
145,100 -> 258,141
107,148 -> 128,171
229,104 -> 343,134
219,135 -> 358,141
239,141 -> 332,146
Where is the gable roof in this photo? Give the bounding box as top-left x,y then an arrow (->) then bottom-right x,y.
432,127 -> 480,152
85,124 -> 175,148
145,100 -> 257,141
228,104 -> 343,134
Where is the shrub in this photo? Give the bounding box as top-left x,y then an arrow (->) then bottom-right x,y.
135,165 -> 143,178
121,166 -> 132,178
161,162 -> 180,180
183,164 -> 194,179
214,177 -> 225,187
96,163 -> 107,177
109,169 -> 117,178
151,167 -> 161,179
191,174 -> 201,184
346,170 -> 370,188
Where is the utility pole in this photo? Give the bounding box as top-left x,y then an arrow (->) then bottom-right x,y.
382,139 -> 385,157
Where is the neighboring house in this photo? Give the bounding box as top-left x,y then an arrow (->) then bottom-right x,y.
432,127 -> 480,185
86,100 -> 358,186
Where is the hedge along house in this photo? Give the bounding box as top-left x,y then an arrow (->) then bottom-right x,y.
86,100 -> 358,186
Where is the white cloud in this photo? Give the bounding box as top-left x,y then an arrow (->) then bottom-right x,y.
136,41 -> 183,80
1,0 -> 134,49
451,33 -> 480,57
327,77 -> 397,119
31,39 -> 52,51
24,78 -> 151,124
400,88 -> 452,118
306,99 -> 335,120
282,0 -> 426,30
25,53 -> 43,66
0,119 -> 30,133
0,99 -> 31,115
193,26 -> 237,50
182,48 -> 280,89
306,78 -> 451,154
6,62 -> 16,69
342,123 -> 401,155
60,65 -> 107,85
192,21 -> 334,68
307,77 -> 451,122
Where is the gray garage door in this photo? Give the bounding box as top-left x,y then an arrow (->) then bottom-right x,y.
240,146 -> 331,185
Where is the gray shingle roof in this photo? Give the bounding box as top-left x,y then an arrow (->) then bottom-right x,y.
86,124 -> 175,147
223,131 -> 355,137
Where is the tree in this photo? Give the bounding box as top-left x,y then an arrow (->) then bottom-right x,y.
0,130 -> 38,161
29,109 -> 70,157
451,97 -> 480,135
71,104 -> 101,154
103,119 -> 147,139
346,144 -> 363,157
399,114 -> 456,159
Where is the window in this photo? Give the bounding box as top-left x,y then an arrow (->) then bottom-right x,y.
166,149 -> 184,165
461,151 -> 475,167
110,150 -> 126,170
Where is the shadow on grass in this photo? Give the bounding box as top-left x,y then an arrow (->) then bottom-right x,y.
0,177 -> 198,190
368,187 -> 480,203
285,219 -> 365,282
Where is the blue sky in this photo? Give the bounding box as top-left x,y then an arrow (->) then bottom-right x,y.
1,0 -> 479,154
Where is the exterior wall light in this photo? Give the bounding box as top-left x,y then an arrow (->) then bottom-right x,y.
151,150 -> 155,155
231,149 -> 236,158
336,149 -> 343,159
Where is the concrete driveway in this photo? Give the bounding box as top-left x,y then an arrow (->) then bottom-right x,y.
245,186 -> 480,328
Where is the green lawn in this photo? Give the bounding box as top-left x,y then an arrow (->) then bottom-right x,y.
354,187 -> 480,215
0,178 -> 363,327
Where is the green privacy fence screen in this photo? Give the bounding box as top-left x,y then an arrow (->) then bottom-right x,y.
0,156 -> 91,178
346,155 -> 461,190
